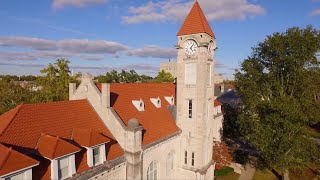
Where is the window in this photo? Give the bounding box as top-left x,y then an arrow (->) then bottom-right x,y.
6,172 -> 24,180
93,147 -> 100,166
58,157 -> 69,180
188,100 -> 192,118
184,151 -> 187,165
207,64 -> 211,85
166,152 -> 174,175
185,64 -> 197,85
191,152 -> 195,166
147,161 -> 158,180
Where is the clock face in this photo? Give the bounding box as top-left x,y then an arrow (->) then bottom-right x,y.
184,40 -> 198,56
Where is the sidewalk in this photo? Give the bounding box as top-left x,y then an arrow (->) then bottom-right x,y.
239,165 -> 256,180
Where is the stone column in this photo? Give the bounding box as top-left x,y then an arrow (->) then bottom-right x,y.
125,119 -> 143,180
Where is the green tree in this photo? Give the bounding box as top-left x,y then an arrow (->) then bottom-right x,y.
34,58 -> 76,102
96,70 -> 152,83
0,80 -> 33,115
235,26 -> 320,176
154,70 -> 175,83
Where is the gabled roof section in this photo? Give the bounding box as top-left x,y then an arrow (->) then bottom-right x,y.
36,134 -> 81,160
96,83 -> 180,145
0,100 -> 114,149
214,99 -> 223,107
0,104 -> 22,135
0,144 -> 39,176
72,128 -> 110,148
177,1 -> 215,38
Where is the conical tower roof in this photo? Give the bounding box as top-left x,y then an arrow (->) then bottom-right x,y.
177,1 -> 215,38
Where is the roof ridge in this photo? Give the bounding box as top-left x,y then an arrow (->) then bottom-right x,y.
52,136 -> 60,159
0,104 -> 24,137
195,1 -> 206,34
0,146 -> 12,170
22,99 -> 85,106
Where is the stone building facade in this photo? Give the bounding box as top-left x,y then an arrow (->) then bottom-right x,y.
0,2 -> 224,180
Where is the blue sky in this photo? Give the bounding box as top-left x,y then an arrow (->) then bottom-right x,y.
0,0 -> 319,79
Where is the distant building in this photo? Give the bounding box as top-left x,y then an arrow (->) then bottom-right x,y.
13,81 -> 43,91
160,62 -> 177,78
214,74 -> 224,84
160,62 -> 224,83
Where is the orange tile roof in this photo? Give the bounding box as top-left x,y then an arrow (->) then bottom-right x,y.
0,100 -> 124,178
214,99 -> 222,107
96,83 -> 180,145
106,140 -> 124,161
36,134 -> 81,159
0,144 -> 39,176
177,1 -> 215,38
0,104 -> 22,135
72,128 -> 110,148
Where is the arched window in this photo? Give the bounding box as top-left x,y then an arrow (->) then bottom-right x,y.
147,161 -> 158,180
166,152 -> 174,175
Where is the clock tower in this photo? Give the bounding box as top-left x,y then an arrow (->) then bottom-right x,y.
176,1 -> 216,179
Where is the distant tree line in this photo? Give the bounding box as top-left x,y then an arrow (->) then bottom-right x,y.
0,59 -> 175,115
0,75 -> 37,81
95,69 -> 174,83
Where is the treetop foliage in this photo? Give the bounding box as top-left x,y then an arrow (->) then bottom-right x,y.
96,70 -> 153,83
235,26 -> 320,173
154,70 -> 175,83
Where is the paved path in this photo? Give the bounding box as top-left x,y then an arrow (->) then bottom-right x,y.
239,165 -> 256,180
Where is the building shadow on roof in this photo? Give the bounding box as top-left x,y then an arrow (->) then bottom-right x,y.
110,92 -> 119,107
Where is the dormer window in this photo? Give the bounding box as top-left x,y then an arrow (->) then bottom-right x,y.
58,156 -> 70,180
150,97 -> 161,108
165,96 -> 175,105
132,99 -> 145,111
93,147 -> 101,166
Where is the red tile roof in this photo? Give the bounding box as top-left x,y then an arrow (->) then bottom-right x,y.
0,104 -> 22,136
0,144 -> 39,176
36,134 -> 81,159
0,100 -> 124,178
214,99 -> 222,107
96,83 -> 180,145
177,1 -> 215,38
72,128 -> 110,148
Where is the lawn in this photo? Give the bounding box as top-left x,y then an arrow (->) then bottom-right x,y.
215,172 -> 240,180
252,169 -> 277,180
307,127 -> 320,139
289,165 -> 320,180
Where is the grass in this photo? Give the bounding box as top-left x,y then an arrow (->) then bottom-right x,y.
252,169 -> 277,180
307,127 -> 320,139
215,167 -> 235,176
289,165 -> 320,180
215,172 -> 240,180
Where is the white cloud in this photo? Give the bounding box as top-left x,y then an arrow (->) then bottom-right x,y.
122,0 -> 266,24
0,37 -> 129,54
0,37 -> 178,61
126,46 -> 177,59
0,51 -> 104,61
310,9 -> 320,16
52,0 -> 107,10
